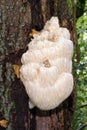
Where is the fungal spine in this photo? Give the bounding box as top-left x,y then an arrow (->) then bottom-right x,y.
20,17 -> 73,110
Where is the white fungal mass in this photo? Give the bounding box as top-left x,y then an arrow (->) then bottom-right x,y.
20,17 -> 74,110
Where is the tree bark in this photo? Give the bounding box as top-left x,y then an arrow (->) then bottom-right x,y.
0,0 -> 75,130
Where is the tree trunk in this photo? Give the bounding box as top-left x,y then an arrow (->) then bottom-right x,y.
0,0 -> 75,130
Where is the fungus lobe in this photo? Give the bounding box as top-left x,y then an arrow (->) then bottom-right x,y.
20,17 -> 73,110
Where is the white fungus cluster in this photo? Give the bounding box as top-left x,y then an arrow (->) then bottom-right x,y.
20,17 -> 74,110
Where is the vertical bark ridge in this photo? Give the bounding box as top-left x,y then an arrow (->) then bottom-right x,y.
57,0 -> 72,31
28,0 -> 44,30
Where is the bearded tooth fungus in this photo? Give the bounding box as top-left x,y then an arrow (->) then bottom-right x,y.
20,17 -> 74,110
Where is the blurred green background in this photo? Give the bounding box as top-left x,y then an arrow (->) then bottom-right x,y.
70,0 -> 87,130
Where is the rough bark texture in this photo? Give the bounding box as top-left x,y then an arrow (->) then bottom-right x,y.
0,0 -> 75,130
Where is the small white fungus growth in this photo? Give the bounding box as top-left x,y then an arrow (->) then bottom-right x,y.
20,17 -> 74,110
